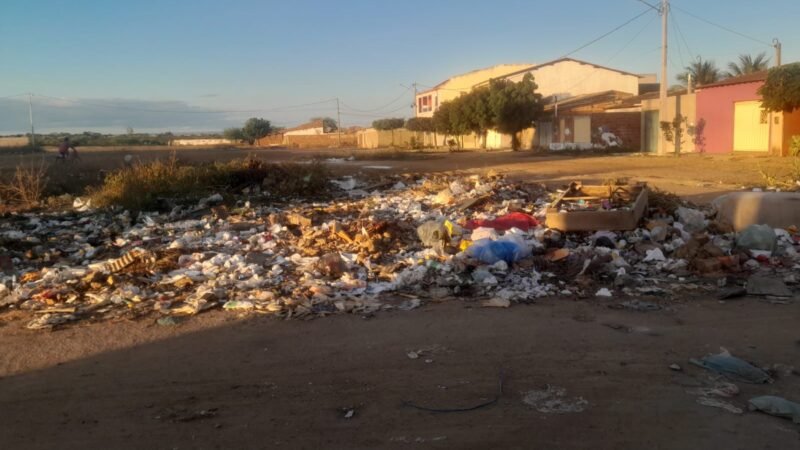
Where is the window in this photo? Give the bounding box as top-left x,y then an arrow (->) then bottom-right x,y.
418,95 -> 433,113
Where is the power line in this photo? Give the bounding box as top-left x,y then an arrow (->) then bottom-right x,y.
670,9 -> 696,62
339,104 -> 410,118
635,0 -> 661,12
671,4 -> 772,47
561,8 -> 654,59
339,86 -> 412,113
669,10 -> 686,68
0,93 -> 27,100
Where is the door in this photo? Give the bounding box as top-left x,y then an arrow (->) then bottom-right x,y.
733,101 -> 769,152
643,111 -> 659,153
537,121 -> 553,147
574,116 -> 591,146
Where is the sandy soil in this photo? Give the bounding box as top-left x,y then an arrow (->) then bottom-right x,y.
1,298 -> 798,449
1,147 -> 799,449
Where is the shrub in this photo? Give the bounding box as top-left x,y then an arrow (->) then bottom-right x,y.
790,135 -> 800,157
0,161 -> 49,209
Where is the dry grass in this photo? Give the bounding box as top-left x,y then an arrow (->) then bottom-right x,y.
88,155 -> 332,211
756,159 -> 800,190
0,160 -> 49,209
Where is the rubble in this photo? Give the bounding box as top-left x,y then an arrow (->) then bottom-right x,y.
1,172 -> 799,330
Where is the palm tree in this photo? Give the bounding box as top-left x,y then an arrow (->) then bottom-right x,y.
726,52 -> 770,77
676,58 -> 722,86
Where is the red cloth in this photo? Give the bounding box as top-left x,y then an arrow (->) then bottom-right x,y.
465,212 -> 539,231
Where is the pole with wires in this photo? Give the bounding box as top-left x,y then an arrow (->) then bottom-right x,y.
28,93 -> 35,148
773,38 -> 782,67
660,0 -> 669,155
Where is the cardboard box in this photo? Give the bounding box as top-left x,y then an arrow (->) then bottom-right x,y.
546,182 -> 648,231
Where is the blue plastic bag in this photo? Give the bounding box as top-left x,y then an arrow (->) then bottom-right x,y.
465,239 -> 529,264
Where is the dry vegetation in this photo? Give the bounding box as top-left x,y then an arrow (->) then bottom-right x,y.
0,160 -> 49,209
88,156 -> 332,210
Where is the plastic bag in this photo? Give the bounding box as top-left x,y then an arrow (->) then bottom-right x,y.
748,395 -> 800,423
676,207 -> 706,233
465,238 -> 531,264
465,212 -> 539,232
736,224 -> 777,252
417,221 -> 449,252
689,347 -> 771,384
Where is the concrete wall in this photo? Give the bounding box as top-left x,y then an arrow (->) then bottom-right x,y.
778,109 -> 800,156
284,126 -> 324,136
696,82 -> 761,154
0,136 -> 31,147
169,138 -> 233,146
256,133 -> 356,148
642,93 -> 697,153
505,60 -> 640,99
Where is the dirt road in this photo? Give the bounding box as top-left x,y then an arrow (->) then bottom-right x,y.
1,298 -> 798,449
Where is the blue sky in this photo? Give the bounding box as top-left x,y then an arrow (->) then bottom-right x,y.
1,0 -> 798,133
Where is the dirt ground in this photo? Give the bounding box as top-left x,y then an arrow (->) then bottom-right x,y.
0,146 -> 796,203
1,147 -> 800,449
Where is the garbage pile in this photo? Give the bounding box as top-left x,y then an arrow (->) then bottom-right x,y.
0,174 -> 798,330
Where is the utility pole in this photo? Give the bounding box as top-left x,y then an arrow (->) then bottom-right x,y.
659,0 -> 669,155
773,38 -> 782,67
28,93 -> 35,148
335,97 -> 341,147
412,82 -> 418,115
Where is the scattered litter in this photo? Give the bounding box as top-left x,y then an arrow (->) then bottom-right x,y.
522,385 -> 588,414
689,348 -> 771,384
746,275 -> 792,298
748,395 -> 800,423
595,288 -> 613,298
736,224 -> 777,253
481,298 -> 510,308
669,364 -> 682,371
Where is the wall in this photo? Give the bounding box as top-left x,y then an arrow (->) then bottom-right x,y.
356,128 -> 491,149
696,82 -> 762,154
284,126 -> 324,136
256,133 -> 356,148
590,112 -> 641,151
0,136 -> 30,147
640,93 -> 696,154
504,59 -> 640,99
415,64 -> 532,118
169,138 -> 233,146
781,109 -> 800,156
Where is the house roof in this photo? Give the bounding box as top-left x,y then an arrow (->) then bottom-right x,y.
493,57 -> 644,82
418,63 -> 535,95
543,90 -> 634,112
697,70 -> 769,89
283,119 -> 324,133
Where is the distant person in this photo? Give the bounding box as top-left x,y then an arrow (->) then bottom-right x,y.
57,137 -> 72,159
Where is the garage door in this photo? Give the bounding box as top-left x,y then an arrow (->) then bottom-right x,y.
733,101 -> 769,152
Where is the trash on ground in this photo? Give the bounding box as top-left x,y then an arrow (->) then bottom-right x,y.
545,181 -> 648,232
746,275 -> 792,298
522,385 -> 588,414
748,395 -> 800,423
696,397 -> 744,414
689,348 -> 772,384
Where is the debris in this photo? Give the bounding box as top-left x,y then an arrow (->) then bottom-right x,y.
669,364 -> 682,371
736,224 -> 777,253
595,288 -> 613,298
546,182 -> 648,232
643,248 -> 666,262
676,207 -> 706,233
746,275 -> 792,297
465,239 -> 531,265
343,408 -> 355,419
522,385 -> 588,414
481,298 -> 510,308
689,348 -> 771,384
712,192 -> 800,231
748,395 -> 800,423
465,212 -> 539,232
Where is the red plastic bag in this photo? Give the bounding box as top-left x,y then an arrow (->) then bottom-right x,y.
465,212 -> 539,231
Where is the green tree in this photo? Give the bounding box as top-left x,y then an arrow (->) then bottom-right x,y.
404,117 -> 434,132
759,62 -> 800,112
241,117 -> 273,144
676,58 -> 722,86
487,73 -> 544,150
311,117 -> 338,132
224,127 -> 244,142
726,52 -> 770,78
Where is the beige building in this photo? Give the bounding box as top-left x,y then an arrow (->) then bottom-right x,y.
414,63 -> 532,118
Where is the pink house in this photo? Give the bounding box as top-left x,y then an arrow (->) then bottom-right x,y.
696,71 -> 800,155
